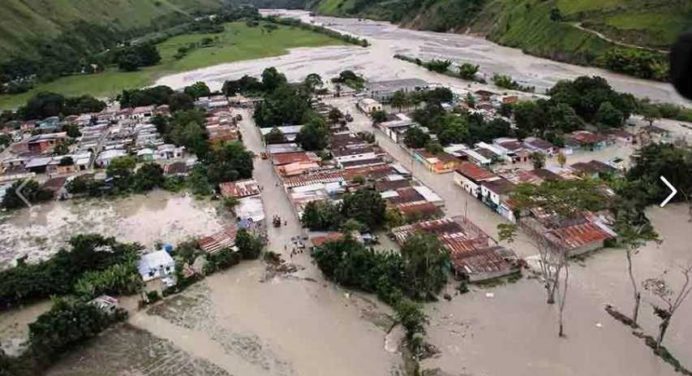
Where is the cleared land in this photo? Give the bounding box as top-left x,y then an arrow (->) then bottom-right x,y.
0,22 -> 345,110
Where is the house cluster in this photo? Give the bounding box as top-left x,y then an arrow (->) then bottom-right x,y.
391,216 -> 520,282
453,159 -> 618,256
200,96 -> 241,144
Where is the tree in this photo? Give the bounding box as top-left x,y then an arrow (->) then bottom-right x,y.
465,92 -> 476,108
400,233 -> 449,299
436,115 -> 469,146
53,141 -> 69,156
550,7 -> 563,21
404,126 -> 431,149
529,151 -> 546,169
29,298 -> 124,360
499,179 -> 609,337
371,110 -> 387,124
423,87 -> 454,106
549,103 -> 583,133
64,124 -> 82,138
117,53 -> 141,71
19,92 -> 65,120
236,229 -> 263,260
301,200 -> 343,230
390,90 -> 409,112
133,163 -> 164,192
459,63 -> 479,80
425,140 -> 444,155
183,82 -> 211,99
168,92 -> 195,113
304,73 -> 323,91
613,207 -> 659,325
205,141 -> 254,184
0,180 -> 52,209
261,67 -> 287,92
328,108 -> 343,124
643,264 -> 692,348
341,189 -> 386,230
264,127 -> 286,144
107,156 -> 137,191
596,101 -> 624,128
557,152 -> 567,168
253,84 -> 311,127
424,59 -> 451,73
640,103 -> 661,126
514,101 -> 548,136
295,118 -> 329,151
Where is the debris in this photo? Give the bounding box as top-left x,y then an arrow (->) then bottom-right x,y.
485,292 -> 494,298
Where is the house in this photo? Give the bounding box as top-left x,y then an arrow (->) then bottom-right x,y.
480,177 -> 516,220
414,150 -> 460,174
523,137 -> 557,156
333,146 -> 378,166
260,125 -> 303,143
155,144 -> 185,160
96,149 -> 127,167
357,98 -> 383,114
365,78 -> 429,102
453,162 -> 497,197
131,106 -> 155,120
219,179 -> 261,198
521,216 -> 615,256
198,226 -> 238,254
378,113 -> 417,143
493,138 -> 529,162
566,131 -> 607,151
570,160 -> 619,178
138,250 -> 176,283
236,196 -> 266,223
24,157 -> 53,174
163,161 -> 193,177
27,132 -> 68,154
41,176 -> 68,199
606,129 -> 635,145
449,245 -> 519,282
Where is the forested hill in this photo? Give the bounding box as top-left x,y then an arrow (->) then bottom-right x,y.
308,0 -> 692,80
0,0 -> 223,59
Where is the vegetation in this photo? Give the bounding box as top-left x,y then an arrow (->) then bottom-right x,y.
14,92 -> 106,120
492,73 -> 535,93
312,233 -> 449,354
1,21 -> 345,110
0,180 -> 53,210
301,189 -> 387,231
0,234 -> 142,309
331,70 -> 366,90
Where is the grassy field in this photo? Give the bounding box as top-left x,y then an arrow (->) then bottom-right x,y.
0,22 -> 346,110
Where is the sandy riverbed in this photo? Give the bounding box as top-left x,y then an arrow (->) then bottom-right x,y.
155,10 -> 689,108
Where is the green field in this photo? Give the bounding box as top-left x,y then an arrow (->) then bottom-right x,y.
0,22 -> 346,110
0,0 -> 222,58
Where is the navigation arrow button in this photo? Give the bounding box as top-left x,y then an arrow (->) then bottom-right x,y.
659,176 -> 678,208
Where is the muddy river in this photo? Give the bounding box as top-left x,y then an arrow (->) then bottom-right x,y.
156,10 -> 690,107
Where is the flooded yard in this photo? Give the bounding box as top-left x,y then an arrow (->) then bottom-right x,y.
0,190 -> 226,267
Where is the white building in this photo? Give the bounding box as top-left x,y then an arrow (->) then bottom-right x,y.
138,250 -> 175,282
365,79 -> 429,102
357,98 -> 383,114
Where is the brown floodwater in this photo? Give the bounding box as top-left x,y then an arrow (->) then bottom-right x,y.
0,190 -> 225,267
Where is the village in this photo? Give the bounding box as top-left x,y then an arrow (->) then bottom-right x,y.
1,59 -> 692,375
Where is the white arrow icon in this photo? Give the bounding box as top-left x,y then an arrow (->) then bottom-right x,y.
660,176 -> 677,208
15,179 -> 33,208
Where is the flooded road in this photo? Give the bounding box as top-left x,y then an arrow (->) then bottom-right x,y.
0,191 -> 225,267
156,10 -> 689,107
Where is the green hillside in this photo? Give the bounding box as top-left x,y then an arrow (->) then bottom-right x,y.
0,0 -> 222,58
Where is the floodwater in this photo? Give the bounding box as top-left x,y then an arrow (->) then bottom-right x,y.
40,109 -> 404,376
0,190 -> 225,267
156,10 -> 690,107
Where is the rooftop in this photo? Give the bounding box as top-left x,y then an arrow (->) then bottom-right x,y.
455,162 -> 496,182
219,179 -> 261,198
366,78 -> 429,92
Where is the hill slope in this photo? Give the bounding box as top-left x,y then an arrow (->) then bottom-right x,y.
0,0 -> 223,58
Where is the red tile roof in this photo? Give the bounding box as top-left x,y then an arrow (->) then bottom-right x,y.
548,222 -> 614,250
455,162 -> 496,182
311,232 -> 344,247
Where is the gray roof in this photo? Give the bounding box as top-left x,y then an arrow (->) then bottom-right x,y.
366,79 -> 429,92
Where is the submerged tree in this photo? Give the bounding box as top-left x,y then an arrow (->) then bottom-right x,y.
643,264 -> 692,348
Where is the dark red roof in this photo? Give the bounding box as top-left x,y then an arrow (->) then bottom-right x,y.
455,162 -> 496,182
